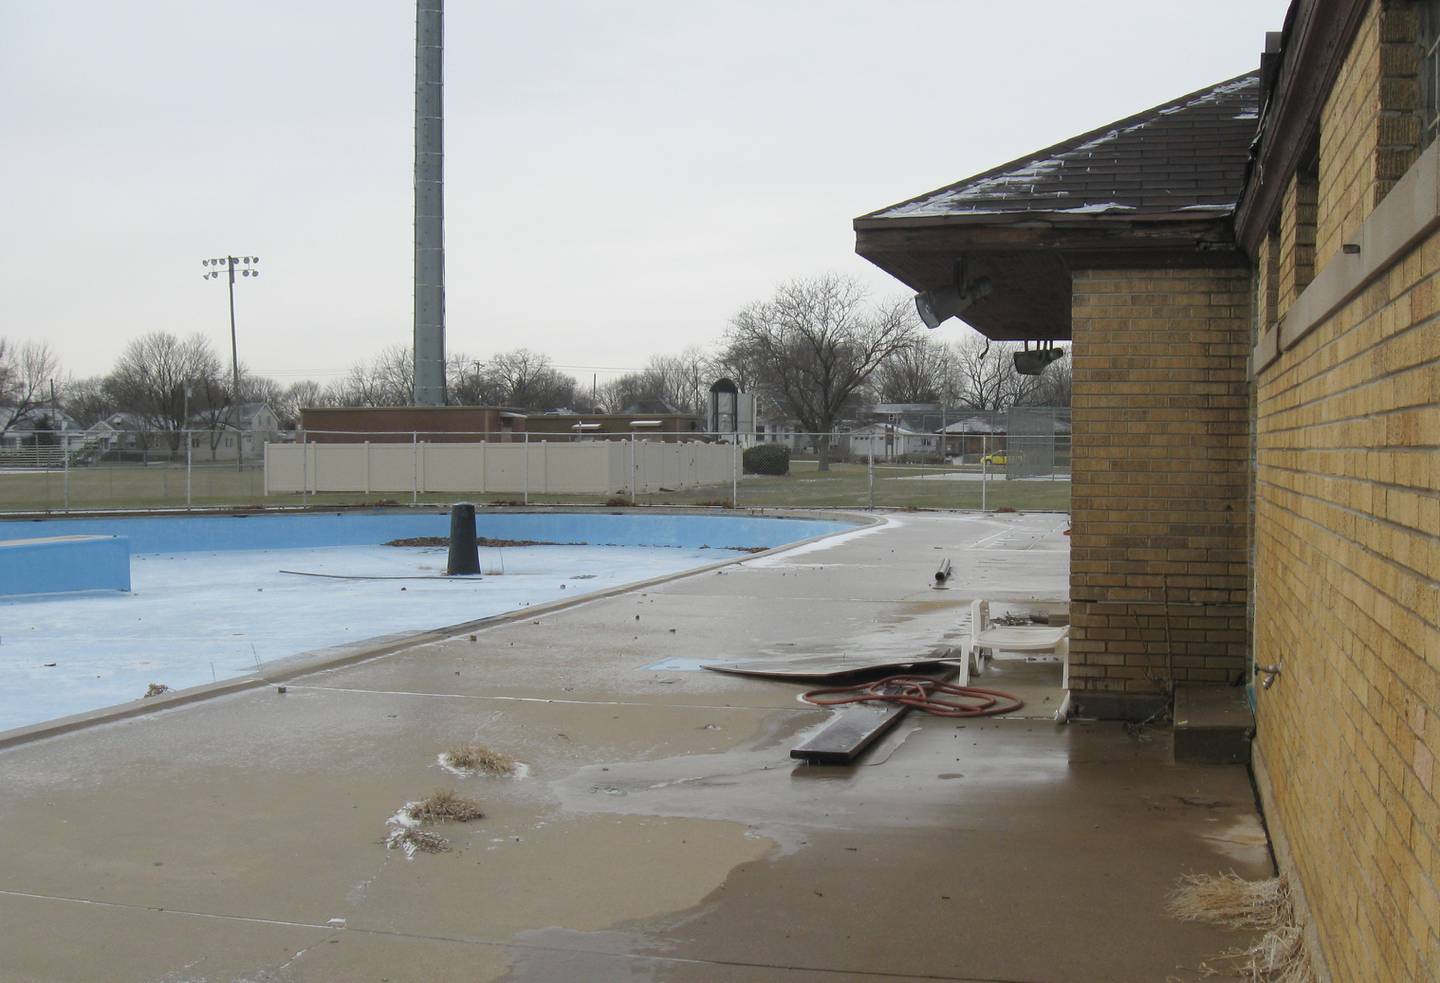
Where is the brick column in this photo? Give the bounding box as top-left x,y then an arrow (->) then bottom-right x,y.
1068,267 -> 1253,718
1278,172 -> 1318,318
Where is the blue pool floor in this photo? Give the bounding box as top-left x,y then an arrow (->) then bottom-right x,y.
0,542 -> 747,733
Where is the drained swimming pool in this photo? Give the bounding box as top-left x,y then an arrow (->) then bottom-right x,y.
0,510 -> 857,733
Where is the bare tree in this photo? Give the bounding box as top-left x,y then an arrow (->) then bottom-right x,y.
0,340 -> 61,438
331,345 -> 414,407
872,336 -> 948,403
237,371 -> 284,409
275,379 -> 329,429
106,332 -> 223,454
1029,351 -> 1072,406
63,375 -> 118,427
483,349 -> 577,410
190,371 -> 236,460
640,347 -> 714,416
943,335 -> 1050,411
445,352 -> 497,406
725,274 -> 919,470
595,372 -> 648,414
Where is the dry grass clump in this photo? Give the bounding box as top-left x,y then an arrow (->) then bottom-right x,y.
406,788 -> 485,823
1168,872 -> 1314,982
445,744 -> 517,776
143,683 -> 171,698
384,826 -> 450,854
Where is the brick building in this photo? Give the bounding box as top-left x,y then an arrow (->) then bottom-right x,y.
855,1 -> 1439,976
299,406 -> 525,442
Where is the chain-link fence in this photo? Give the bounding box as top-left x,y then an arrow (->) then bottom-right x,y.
0,423 -> 1070,514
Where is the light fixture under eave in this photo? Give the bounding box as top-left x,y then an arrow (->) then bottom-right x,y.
1013,344 -> 1067,376
914,277 -> 993,329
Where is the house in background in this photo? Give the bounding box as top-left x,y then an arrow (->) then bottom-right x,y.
84,412 -> 162,459
0,408 -> 84,448
854,1 -> 1439,975
191,402 -> 282,462
848,422 -> 938,462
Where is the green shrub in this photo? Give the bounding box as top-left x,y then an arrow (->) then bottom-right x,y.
743,444 -> 790,475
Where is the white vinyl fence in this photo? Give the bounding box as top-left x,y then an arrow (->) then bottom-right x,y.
264,439 -> 735,497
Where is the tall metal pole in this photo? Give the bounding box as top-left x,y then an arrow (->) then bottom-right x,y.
412,0 -> 447,406
201,255 -> 258,471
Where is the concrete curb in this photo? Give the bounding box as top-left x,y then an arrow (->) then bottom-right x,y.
0,508 -> 879,752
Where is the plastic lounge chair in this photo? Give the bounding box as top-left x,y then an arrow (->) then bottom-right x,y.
967,599 -> 1070,689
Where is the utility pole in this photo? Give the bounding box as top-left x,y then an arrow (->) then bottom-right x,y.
202,255 -> 258,471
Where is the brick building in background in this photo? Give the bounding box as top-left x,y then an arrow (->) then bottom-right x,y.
855,0 -> 1438,977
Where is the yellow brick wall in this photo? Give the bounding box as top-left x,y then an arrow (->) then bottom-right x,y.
1255,233 -> 1440,981
1068,268 -> 1252,707
1317,1 -> 1424,271
1317,3 -> 1380,269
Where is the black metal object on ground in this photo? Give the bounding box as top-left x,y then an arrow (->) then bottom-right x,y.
446,503 -> 481,576
790,668 -> 955,765
703,655 -> 956,681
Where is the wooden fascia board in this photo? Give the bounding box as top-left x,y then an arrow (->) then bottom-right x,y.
1235,0 -> 1370,255
855,218 -> 1236,259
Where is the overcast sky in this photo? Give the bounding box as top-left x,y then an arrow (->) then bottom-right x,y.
1,1 -> 1287,390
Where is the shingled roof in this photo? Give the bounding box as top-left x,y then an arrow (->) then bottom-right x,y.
859,72 -> 1261,223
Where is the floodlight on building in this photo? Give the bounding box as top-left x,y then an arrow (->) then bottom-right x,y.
915,277 -> 993,329
571,422 -> 602,431
1013,343 -> 1066,376
628,420 -> 663,428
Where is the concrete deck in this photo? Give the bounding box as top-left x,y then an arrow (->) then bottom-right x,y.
0,511 -> 1272,982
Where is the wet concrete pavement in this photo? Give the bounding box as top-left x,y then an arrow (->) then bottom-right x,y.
0,511 -> 1271,982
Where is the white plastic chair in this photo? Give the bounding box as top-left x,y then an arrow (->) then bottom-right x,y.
968,599 -> 1070,689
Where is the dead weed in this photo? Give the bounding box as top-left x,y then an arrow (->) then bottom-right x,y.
406,788 -> 486,823
445,744 -> 517,776
1168,872 -> 1314,982
383,826 -> 450,854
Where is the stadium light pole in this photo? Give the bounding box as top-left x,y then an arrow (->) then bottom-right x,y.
202,255 -> 259,470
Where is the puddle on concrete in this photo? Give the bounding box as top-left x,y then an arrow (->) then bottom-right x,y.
1198,814 -> 1270,866
500,927 -> 662,982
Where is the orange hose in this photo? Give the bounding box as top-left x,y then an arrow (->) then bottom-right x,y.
801,674 -> 1024,718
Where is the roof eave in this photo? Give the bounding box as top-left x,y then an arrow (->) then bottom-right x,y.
853,209 -> 1235,232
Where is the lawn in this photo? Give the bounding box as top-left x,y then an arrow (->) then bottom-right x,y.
640,460 -> 1071,511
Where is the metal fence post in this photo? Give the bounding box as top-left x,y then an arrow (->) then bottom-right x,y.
629,432 -> 636,504
731,437 -> 738,508
412,431 -> 419,506
981,435 -> 988,513
184,428 -> 192,510
301,430 -> 309,510
522,431 -> 529,506
63,433 -> 70,513
867,441 -> 875,511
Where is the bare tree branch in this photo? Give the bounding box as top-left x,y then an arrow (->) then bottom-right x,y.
724,274 -> 919,469
0,340 -> 62,437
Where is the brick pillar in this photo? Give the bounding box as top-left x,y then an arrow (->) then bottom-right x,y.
1257,229 -> 1281,333
1278,173 -> 1318,318
1378,1 -> 1423,204
1068,267 -> 1252,719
